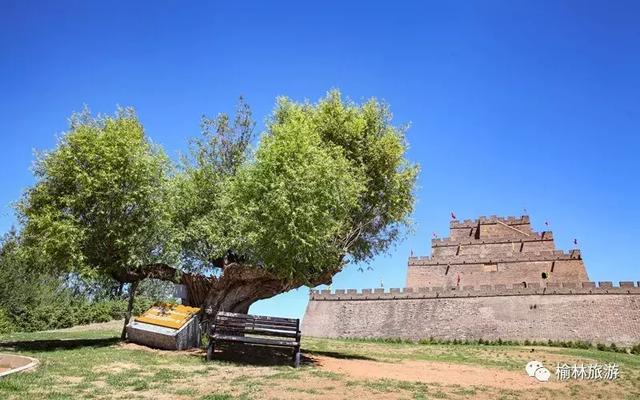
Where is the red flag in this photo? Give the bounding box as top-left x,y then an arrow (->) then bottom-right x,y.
451,212 -> 457,220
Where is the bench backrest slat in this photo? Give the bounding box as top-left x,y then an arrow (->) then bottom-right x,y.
217,311 -> 299,324
215,321 -> 296,331
213,312 -> 300,339
214,329 -> 299,340
216,319 -> 298,330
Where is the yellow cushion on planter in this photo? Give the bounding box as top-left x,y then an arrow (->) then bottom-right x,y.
134,304 -> 201,330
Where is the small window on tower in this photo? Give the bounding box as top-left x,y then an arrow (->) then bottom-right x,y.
541,272 -> 548,279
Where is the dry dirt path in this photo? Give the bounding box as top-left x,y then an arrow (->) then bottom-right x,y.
314,354 -> 567,390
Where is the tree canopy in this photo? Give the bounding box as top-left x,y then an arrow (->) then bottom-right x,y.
18,108 -> 176,282
16,108 -> 178,337
174,91 -> 418,294
15,90 -> 419,318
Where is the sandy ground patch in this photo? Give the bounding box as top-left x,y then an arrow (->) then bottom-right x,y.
92,361 -> 140,374
514,348 -> 602,365
117,341 -> 205,357
314,355 -> 566,390
59,376 -> 84,384
260,378 -> 410,400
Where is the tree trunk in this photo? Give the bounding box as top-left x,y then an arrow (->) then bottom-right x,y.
121,280 -> 140,340
181,273 -> 215,307
189,263 -> 337,321
137,261 -> 340,320
180,265 -> 292,320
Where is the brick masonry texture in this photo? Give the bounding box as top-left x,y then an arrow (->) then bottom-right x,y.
407,215 -> 589,288
302,292 -> 640,346
302,215 -> 640,346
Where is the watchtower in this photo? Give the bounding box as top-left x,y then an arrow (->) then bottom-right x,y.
406,215 -> 589,288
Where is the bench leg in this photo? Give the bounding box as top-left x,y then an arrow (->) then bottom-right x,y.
294,347 -> 301,368
207,340 -> 215,361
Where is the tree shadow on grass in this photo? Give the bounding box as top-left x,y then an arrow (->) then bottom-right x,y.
209,343 -> 305,367
0,337 -> 121,352
207,343 -> 377,367
303,349 -> 377,361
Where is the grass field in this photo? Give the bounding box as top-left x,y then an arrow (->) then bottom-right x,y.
1,320 -> 639,400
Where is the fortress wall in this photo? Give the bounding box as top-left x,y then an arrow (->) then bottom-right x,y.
303,285 -> 640,346
307,215 -> 632,346
406,259 -> 589,288
432,240 -> 555,258
408,250 -> 582,266
478,222 -> 533,239
449,216 -> 533,240
451,226 -> 475,240
520,240 -> 555,253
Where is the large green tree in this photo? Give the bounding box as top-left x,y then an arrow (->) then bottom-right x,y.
172,91 -> 418,315
17,91 -> 418,330
17,108 -> 177,338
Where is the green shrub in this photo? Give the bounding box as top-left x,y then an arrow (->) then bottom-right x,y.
578,341 -> 592,349
0,307 -> 15,334
0,229 -> 174,334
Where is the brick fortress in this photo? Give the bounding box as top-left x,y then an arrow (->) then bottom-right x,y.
302,215 -> 640,346
407,216 -> 588,289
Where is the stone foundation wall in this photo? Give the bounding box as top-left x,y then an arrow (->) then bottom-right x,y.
302,283 -> 640,346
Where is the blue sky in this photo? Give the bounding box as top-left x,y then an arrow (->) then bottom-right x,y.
1,1 -> 638,319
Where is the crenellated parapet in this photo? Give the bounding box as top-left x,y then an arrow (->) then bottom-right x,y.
310,281 -> 640,300
409,249 -> 581,265
450,215 -> 530,229
431,231 -> 554,247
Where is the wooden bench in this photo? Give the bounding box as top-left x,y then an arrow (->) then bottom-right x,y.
207,311 -> 302,367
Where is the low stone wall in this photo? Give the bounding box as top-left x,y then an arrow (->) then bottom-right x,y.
302,282 -> 640,347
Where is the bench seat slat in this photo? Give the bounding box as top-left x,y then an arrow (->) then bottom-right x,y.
212,334 -> 299,347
